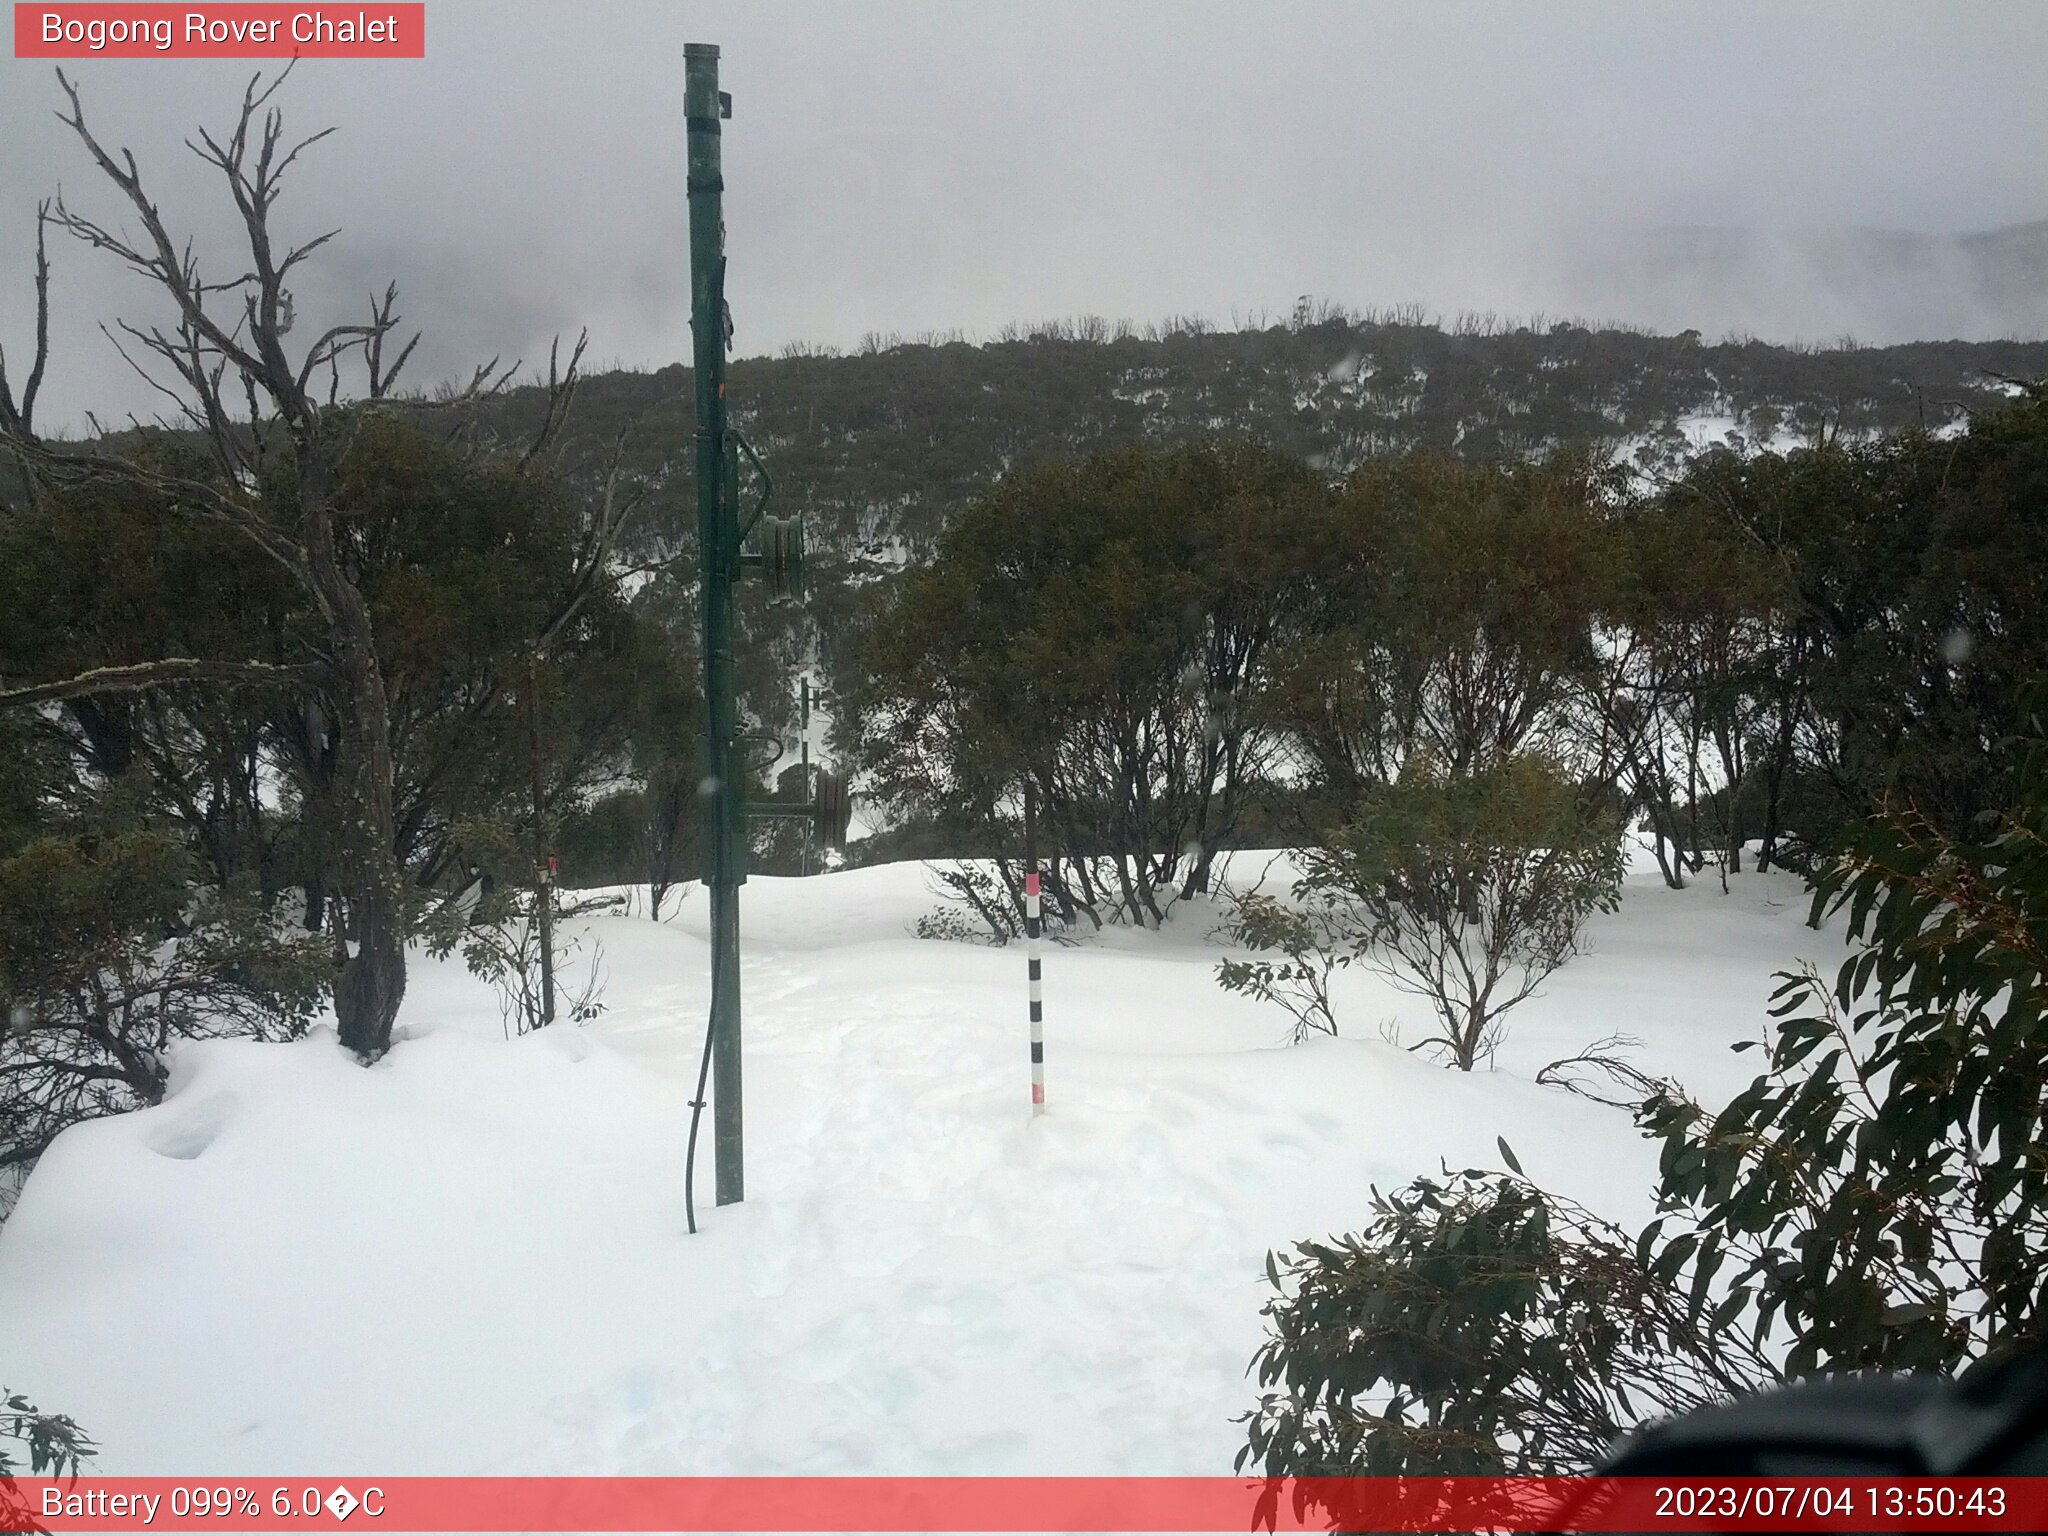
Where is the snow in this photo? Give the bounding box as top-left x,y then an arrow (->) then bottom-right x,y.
0,855 -> 1833,1476
1672,408 -> 1745,453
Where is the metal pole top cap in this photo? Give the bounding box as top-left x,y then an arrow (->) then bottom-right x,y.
685,42 -> 720,58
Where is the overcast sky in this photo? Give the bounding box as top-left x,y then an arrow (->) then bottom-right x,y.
3,1 -> 2045,432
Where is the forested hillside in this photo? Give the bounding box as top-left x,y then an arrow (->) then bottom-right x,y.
454,314 -> 2048,791
496,311 -> 2048,568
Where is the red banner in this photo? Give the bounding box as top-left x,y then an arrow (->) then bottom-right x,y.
13,5 -> 425,58
5,1476 -> 2047,1532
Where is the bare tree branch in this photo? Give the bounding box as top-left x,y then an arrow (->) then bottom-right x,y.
0,200 -> 56,435
364,284 -> 420,400
0,658 -> 325,710
1537,1033 -> 1676,1109
535,424 -> 650,652
519,329 -> 589,471
50,69 -> 274,390
0,202 -> 56,515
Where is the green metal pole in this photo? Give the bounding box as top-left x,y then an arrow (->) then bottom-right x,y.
686,43 -> 744,1207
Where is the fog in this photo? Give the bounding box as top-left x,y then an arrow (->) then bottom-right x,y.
3,0 -> 2044,431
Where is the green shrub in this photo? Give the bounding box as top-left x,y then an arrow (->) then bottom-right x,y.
1242,694 -> 2048,1479
1221,753 -> 1623,1066
2,1389 -> 95,1532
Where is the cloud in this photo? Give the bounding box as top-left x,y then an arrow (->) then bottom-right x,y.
4,0 -> 2044,432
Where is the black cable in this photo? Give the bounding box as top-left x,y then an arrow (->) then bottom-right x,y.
682,985 -> 718,1236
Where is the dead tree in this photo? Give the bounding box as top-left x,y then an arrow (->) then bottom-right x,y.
0,67 -> 596,1058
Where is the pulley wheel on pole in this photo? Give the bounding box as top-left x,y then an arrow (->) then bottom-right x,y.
814,768 -> 853,853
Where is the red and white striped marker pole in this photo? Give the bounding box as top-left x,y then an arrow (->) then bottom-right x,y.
1024,782 -> 1045,1115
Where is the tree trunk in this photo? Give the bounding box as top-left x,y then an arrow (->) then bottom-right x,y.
334,893 -> 406,1056
1649,823 -> 1685,891
308,486 -> 408,1058
527,652 -> 557,1028
1456,1008 -> 1481,1072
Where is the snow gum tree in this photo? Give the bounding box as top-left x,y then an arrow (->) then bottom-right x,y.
1573,496 -> 1790,890
0,70 -> 637,1057
849,438 -> 1324,930
1262,449 -> 1615,818
1586,394 -> 2048,882
0,70 -> 431,1055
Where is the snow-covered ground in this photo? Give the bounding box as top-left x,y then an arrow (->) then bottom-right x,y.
0,854 -> 1835,1476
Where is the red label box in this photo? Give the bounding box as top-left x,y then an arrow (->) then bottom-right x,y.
8,1476 -> 2048,1532
14,4 -> 426,58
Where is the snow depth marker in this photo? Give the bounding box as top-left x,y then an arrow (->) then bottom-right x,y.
1027,872 -> 1045,1114
1025,784 -> 1045,1115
